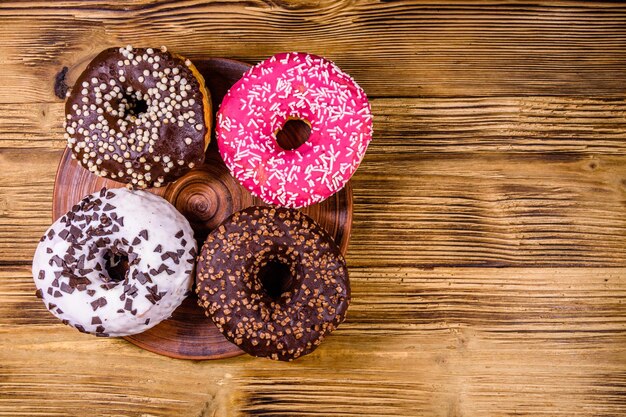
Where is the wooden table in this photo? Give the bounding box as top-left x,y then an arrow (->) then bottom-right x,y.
1,1 -> 625,416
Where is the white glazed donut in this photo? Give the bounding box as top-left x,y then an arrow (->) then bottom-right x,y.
32,187 -> 196,336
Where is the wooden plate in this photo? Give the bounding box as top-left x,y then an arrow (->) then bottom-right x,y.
52,58 -> 353,360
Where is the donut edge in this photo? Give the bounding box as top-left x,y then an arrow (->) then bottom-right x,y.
175,52 -> 213,153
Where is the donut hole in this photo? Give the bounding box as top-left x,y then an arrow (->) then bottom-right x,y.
124,94 -> 148,117
275,118 -> 311,151
258,260 -> 294,299
103,250 -> 129,282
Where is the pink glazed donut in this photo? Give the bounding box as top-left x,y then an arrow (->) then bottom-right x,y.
216,52 -> 373,208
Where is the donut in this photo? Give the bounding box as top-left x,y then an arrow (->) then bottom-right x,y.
64,45 -> 211,189
216,52 -> 373,208
196,206 -> 350,361
32,188 -> 197,337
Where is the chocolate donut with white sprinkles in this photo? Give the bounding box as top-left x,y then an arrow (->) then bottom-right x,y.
64,45 -> 211,188
196,206 -> 350,361
32,188 -> 197,336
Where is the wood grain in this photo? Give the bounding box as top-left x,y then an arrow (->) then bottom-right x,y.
1,0 -> 626,416
2,266 -> 625,416
0,1 -> 626,101
4,97 -> 626,154
350,152 -> 626,267
3,148 -> 626,267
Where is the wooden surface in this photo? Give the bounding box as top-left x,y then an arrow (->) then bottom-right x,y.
1,1 -> 625,416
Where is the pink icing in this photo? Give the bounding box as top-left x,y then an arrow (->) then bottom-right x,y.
217,52 -> 373,208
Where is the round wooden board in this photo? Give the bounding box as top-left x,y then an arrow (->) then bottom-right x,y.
52,58 -> 353,360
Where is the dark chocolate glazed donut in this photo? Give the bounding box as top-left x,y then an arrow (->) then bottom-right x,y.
64,46 -> 211,188
196,206 -> 350,361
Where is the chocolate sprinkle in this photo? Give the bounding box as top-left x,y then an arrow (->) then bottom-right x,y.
60,282 -> 75,294
135,272 -> 151,285
49,255 -> 63,267
69,275 -> 91,288
90,297 -> 107,311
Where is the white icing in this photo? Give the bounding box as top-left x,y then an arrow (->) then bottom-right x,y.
32,188 -> 196,336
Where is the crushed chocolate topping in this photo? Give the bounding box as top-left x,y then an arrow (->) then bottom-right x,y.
196,206 -> 350,361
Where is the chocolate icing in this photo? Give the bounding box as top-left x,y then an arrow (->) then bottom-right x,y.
64,46 -> 210,188
196,206 -> 350,361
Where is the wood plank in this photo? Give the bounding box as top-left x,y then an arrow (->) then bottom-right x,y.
1,266 -> 625,416
0,148 -> 55,264
2,1 -> 625,416
1,1 -> 626,101
373,97 -> 626,155
350,151 -> 626,267
2,148 -> 626,267
0,103 -> 64,148
3,96 -> 626,154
